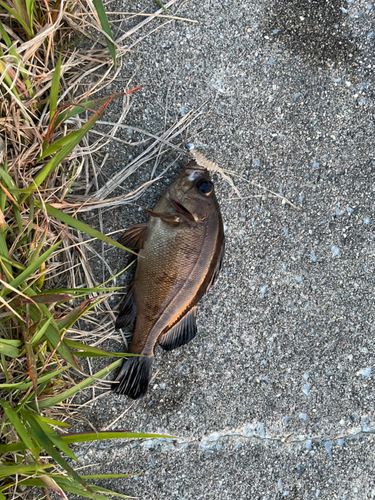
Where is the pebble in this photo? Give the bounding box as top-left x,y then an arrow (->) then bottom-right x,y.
364,217 -> 371,224
331,245 -> 341,257
335,207 -> 345,217
299,413 -> 307,421
260,285 -> 268,298
311,250 -> 317,262
357,367 -> 372,377
312,159 -> 320,169
324,440 -> 332,458
303,383 -> 311,395
305,439 -> 312,450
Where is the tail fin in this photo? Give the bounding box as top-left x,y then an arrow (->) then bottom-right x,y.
112,356 -> 153,399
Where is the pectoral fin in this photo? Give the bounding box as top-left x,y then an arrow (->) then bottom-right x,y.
158,306 -> 198,351
116,283 -> 136,329
118,223 -> 148,249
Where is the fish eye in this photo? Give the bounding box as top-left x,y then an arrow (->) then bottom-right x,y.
196,179 -> 214,196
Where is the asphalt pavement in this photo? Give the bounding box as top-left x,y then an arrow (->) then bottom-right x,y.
75,1 -> 375,498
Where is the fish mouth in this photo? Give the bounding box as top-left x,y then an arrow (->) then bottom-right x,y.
170,198 -> 195,222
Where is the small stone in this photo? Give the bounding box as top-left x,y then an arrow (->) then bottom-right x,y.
331,245 -> 341,257
299,413 -> 307,421
364,217 -> 371,224
324,440 -> 332,458
311,250 -> 317,262
303,384 -> 311,395
335,207 -> 345,217
357,367 -> 372,377
303,384 -> 311,396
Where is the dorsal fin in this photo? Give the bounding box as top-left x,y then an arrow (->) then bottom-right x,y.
116,283 -> 136,329
158,306 -> 198,352
118,223 -> 148,250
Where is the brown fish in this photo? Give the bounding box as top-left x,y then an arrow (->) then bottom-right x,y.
112,161 -> 224,399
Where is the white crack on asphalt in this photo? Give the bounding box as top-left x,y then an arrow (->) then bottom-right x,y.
74,419 -> 375,459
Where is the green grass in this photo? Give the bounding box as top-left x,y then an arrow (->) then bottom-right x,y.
0,1 -> 173,498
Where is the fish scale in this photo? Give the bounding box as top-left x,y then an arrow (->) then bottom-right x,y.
133,221 -> 210,356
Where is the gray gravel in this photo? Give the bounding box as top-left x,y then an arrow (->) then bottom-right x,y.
75,0 -> 375,498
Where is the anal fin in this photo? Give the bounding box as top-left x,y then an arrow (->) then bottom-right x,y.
158,306 -> 198,352
116,283 -> 136,329
118,223 -> 148,249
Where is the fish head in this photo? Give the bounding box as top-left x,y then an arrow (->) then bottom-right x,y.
166,161 -> 219,221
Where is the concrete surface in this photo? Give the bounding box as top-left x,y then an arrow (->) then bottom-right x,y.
77,0 -> 375,498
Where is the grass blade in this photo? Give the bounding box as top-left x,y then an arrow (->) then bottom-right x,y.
39,475 -> 68,500
92,0 -> 117,67
36,201 -> 136,254
54,94 -> 124,130
21,410 -> 77,461
18,479 -> 114,500
64,339 -> 138,358
38,416 -> 71,428
30,359 -> 122,410
30,96 -> 117,195
1,402 -> 39,458
27,300 -> 79,368
0,366 -> 68,390
0,339 -> 21,358
0,1 -> 33,37
24,412 -> 91,491
154,0 -> 169,14
61,431 -> 177,444
0,241 -> 61,298
0,464 -> 48,478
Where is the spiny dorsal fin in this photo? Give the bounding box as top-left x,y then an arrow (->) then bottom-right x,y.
118,223 -> 148,250
158,306 -> 198,352
116,283 -> 136,329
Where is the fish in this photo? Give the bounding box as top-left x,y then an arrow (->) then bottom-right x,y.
112,160 -> 225,399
